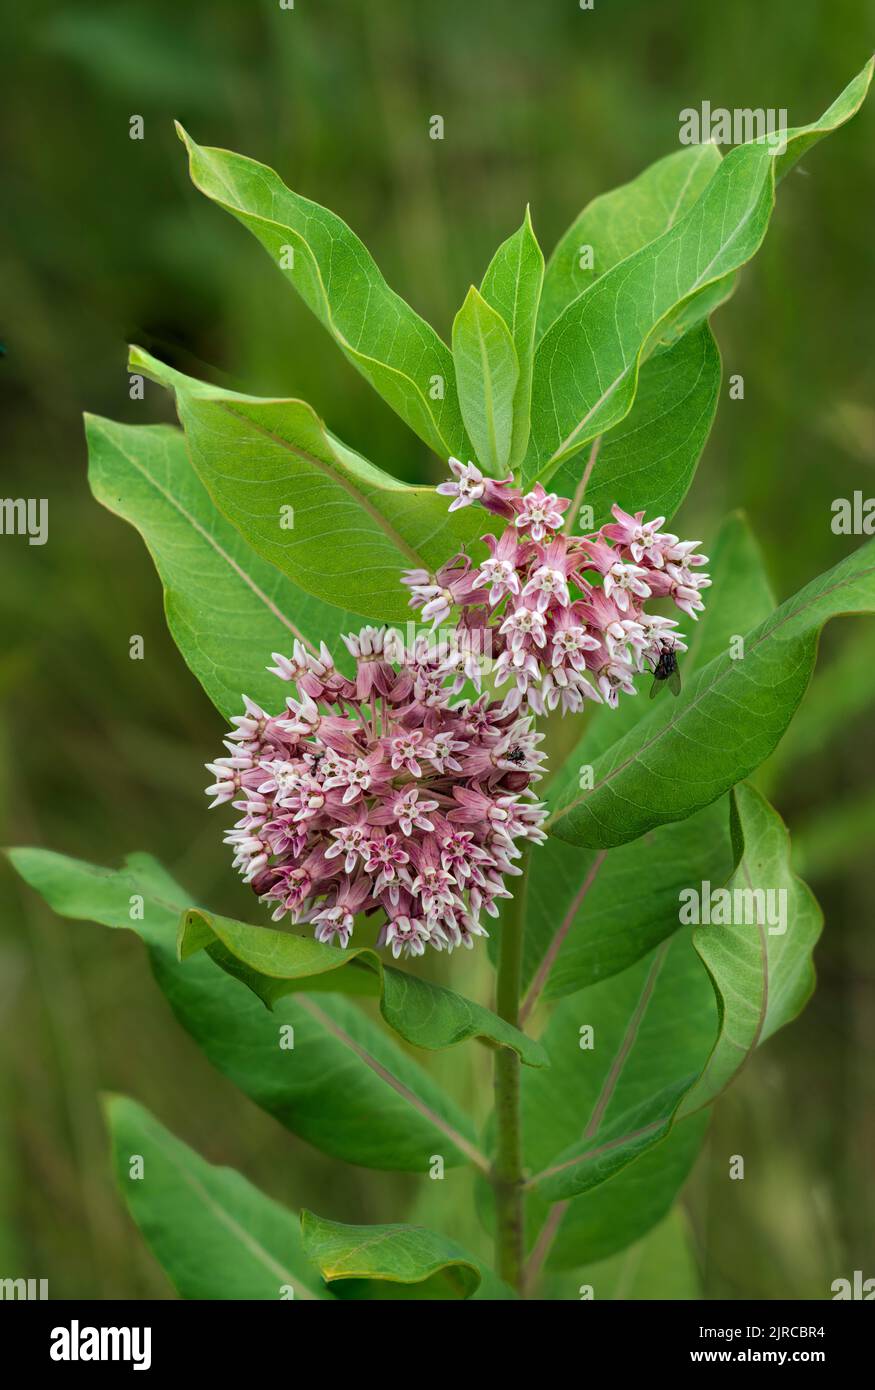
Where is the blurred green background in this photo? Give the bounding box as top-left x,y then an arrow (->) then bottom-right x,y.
2,0 -> 873,1299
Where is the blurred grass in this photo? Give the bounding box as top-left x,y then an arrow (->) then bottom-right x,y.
1,0 -> 873,1298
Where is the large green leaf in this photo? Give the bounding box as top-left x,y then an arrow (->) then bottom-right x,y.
451,286 -> 519,477
130,346 -> 489,622
176,124 -> 469,459
180,907 -> 548,1068
300,1211 -> 497,1300
525,781 -> 821,1206
534,1115 -> 709,1274
547,538 -> 875,851
523,931 -> 717,1204
7,849 -> 485,1173
480,208 -> 545,470
525,60 -> 873,482
85,416 -> 353,721
538,144 -> 722,339
105,1095 -> 331,1299
550,323 -> 721,531
476,1104 -> 707,1277
679,782 -> 822,1115
540,148 -> 724,527
522,797 -> 733,1006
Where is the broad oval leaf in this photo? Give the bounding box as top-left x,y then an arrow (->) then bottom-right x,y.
524,930 -> 717,1204
301,1211 -> 490,1300
535,1117 -> 709,1275
85,415 -> 353,720
129,346 -> 489,621
180,907 -> 548,1068
451,285 -> 519,477
105,1095 -> 331,1299
551,323 -> 721,532
538,143 -> 722,339
521,797 -> 734,1008
525,782 -> 822,1205
525,60 -> 873,482
679,781 -> 822,1115
547,537 -> 875,850
477,1105 -> 708,1278
176,124 -> 470,460
7,849 -> 486,1173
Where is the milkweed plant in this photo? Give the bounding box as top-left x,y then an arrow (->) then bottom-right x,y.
9,60 -> 874,1301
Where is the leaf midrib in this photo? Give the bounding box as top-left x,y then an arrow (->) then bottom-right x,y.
141,1119 -> 323,1299
91,421 -> 314,651
211,400 -> 428,568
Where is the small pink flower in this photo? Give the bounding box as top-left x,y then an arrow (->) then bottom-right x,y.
380,914 -> 433,960
603,560 -> 652,612
436,457 -> 486,511
499,604 -> 548,650
436,457 -> 517,517
513,483 -> 570,542
602,504 -> 667,565
475,529 -> 527,604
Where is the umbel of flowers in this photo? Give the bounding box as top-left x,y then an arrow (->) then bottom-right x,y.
403,458 -> 711,713
205,628 -> 548,958
206,460 -> 710,958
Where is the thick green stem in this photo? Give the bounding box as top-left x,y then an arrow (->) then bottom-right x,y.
492,849 -> 529,1293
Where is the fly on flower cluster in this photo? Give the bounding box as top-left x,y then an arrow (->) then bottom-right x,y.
648,638 -> 682,698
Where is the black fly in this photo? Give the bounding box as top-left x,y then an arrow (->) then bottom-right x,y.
649,640 -> 682,698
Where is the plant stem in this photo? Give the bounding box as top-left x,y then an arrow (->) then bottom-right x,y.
492,847 -> 529,1293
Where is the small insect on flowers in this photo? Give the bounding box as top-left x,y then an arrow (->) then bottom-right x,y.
649,639 -> 682,698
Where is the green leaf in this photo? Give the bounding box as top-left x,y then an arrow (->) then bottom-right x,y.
544,1207 -> 702,1300
522,797 -> 734,1005
525,60 -> 873,482
129,346 -> 489,622
179,907 -> 548,1068
539,150 -> 724,528
534,1116 -> 709,1274
547,538 -> 875,851
176,123 -> 469,459
105,1095 -> 331,1299
551,323 -> 721,531
477,1105 -> 707,1276
7,849 -> 485,1173
679,782 -> 822,1115
451,286 -> 519,477
522,781 -> 822,1208
538,144 -> 722,339
300,1211 -> 491,1300
85,415 -> 353,721
524,931 -> 717,1203
480,208 -> 545,469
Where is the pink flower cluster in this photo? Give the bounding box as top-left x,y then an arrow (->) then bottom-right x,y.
402,457 -> 711,713
205,628 -> 547,958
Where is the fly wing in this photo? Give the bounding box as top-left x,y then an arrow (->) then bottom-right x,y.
667,666 -> 682,697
